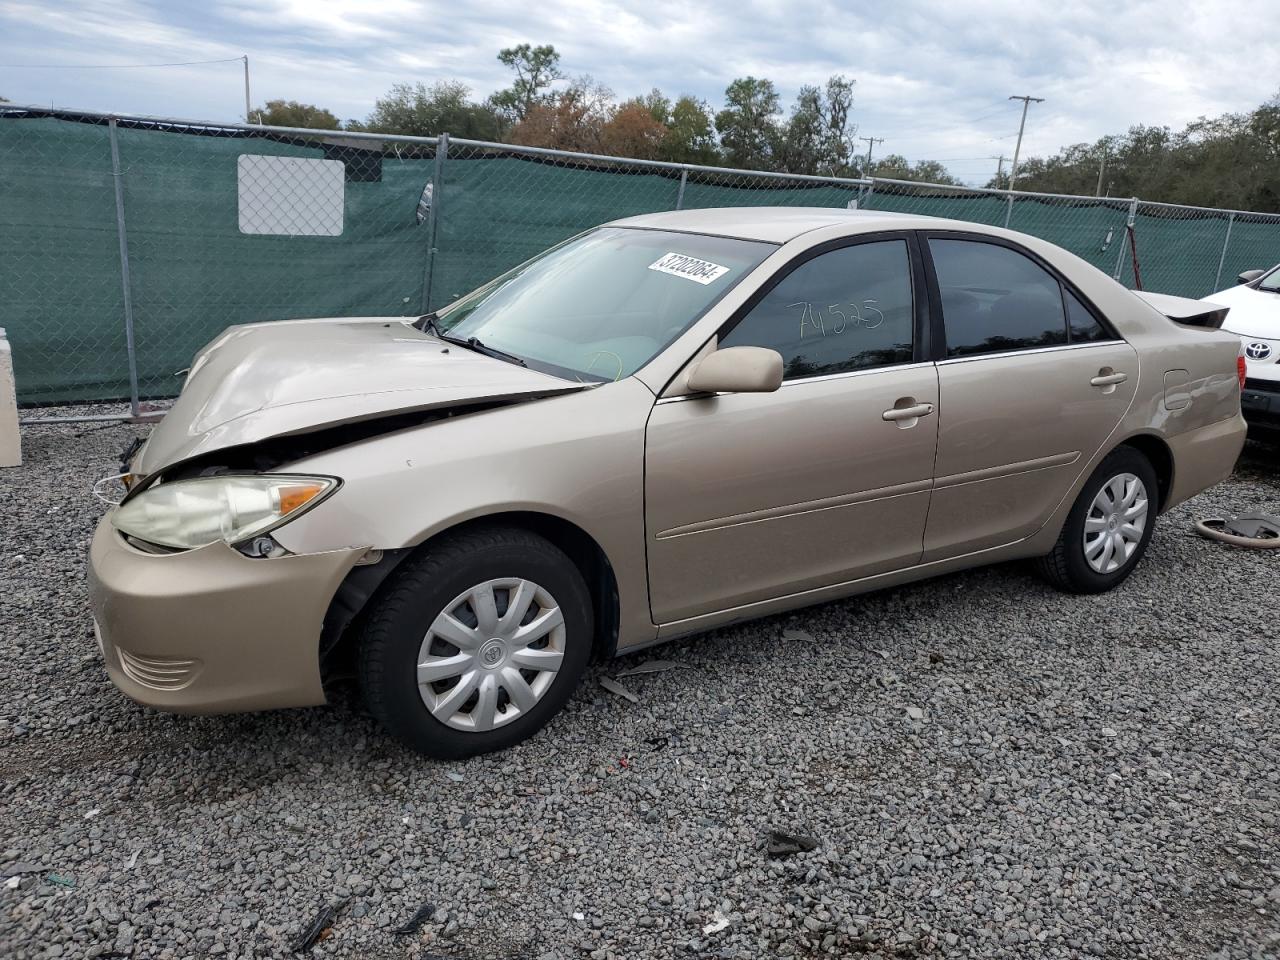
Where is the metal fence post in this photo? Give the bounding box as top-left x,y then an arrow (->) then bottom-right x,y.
421,132 -> 448,312
108,118 -> 141,417
674,169 -> 688,210
1214,212 -> 1235,291
1114,198 -> 1138,281
1003,193 -> 1015,229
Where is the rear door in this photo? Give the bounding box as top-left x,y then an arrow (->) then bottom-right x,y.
921,234 -> 1138,560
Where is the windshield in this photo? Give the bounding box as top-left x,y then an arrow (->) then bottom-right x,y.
1259,264 -> 1280,292
435,227 -> 775,381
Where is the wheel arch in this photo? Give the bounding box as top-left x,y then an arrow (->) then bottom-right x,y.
319,510 -> 621,692
1115,432 -> 1174,513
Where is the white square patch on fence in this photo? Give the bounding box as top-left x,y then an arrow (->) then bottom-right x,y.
237,154 -> 345,236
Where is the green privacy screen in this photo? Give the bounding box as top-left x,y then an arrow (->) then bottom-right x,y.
3,108 -> 1280,405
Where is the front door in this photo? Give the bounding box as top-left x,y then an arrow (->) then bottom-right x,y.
644,236 -> 940,625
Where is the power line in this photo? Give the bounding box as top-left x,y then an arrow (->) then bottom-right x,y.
1,57 -> 245,69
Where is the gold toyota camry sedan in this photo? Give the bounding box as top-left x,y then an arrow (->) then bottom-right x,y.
89,208 -> 1247,758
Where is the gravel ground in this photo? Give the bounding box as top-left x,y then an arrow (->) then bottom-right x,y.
1,409 -> 1278,960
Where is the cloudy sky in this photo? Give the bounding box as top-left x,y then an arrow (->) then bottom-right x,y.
2,0 -> 1278,185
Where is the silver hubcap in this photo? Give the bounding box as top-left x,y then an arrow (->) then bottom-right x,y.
1083,472 -> 1148,574
417,578 -> 566,732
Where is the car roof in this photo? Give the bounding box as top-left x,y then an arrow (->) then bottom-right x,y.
609,206 -> 979,244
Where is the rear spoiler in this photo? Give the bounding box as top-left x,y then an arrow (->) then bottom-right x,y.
1132,290 -> 1229,329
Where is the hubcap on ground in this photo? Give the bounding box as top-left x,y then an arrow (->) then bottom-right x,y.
1083,472 -> 1148,574
416,578 -> 565,732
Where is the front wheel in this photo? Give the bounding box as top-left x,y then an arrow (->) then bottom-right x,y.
1036,446 -> 1158,594
358,526 -> 593,759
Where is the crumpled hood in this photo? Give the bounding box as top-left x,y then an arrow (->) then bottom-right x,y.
1207,284 -> 1280,339
138,316 -> 588,473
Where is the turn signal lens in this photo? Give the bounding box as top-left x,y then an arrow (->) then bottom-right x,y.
1238,353 -> 1248,389
112,474 -> 338,550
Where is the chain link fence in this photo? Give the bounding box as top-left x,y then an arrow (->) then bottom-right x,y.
5,104 -> 1280,421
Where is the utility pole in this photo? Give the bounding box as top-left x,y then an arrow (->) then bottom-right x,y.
995,155 -> 1007,188
1006,94 -> 1044,192
243,55 -> 253,124
859,136 -> 884,176
1095,145 -> 1108,197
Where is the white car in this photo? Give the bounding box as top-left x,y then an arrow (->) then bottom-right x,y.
1206,264 -> 1280,429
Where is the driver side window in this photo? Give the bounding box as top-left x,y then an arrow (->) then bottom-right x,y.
719,239 -> 915,379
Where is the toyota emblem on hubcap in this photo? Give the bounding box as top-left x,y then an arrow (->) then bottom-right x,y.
1245,341 -> 1273,361
479,639 -> 505,667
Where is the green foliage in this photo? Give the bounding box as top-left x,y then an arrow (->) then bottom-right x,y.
715,76 -> 783,169
777,76 -> 857,176
488,44 -> 564,125
872,154 -> 963,185
352,81 -> 502,140
253,99 -> 340,130
992,92 -> 1280,211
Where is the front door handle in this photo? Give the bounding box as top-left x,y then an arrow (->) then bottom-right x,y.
882,401 -> 934,425
1090,371 -> 1128,387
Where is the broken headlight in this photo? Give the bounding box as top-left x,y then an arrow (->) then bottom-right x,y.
111,474 -> 338,550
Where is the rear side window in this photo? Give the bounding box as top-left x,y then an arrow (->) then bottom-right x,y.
1066,290 -> 1109,342
930,239 -> 1067,358
721,239 -> 914,379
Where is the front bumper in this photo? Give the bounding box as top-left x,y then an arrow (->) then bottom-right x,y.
88,518 -> 363,714
1241,378 -> 1280,428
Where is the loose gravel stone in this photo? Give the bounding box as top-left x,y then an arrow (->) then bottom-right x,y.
1,407 -> 1278,958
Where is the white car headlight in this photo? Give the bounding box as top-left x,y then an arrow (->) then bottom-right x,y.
111,474 -> 338,550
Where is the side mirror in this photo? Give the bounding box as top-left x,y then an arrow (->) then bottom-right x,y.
1237,269 -> 1265,285
686,346 -> 783,395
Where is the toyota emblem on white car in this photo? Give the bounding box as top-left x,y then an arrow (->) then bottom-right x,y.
1245,341 -> 1273,361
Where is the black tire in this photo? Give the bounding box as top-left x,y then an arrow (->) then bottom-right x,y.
358,526 -> 593,759
1035,446 -> 1159,594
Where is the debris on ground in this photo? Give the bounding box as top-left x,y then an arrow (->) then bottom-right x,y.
765,828 -> 819,858
45,874 -> 75,888
444,771 -> 465,783
702,910 -> 732,934
904,706 -> 925,721
394,902 -> 436,936
293,899 -> 348,953
599,677 -> 639,703
782,628 -> 815,643
1194,515 -> 1280,548
615,659 -> 683,678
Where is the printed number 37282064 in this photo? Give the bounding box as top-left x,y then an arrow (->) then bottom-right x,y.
789,300 -> 885,337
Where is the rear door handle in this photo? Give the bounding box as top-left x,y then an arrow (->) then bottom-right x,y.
882,402 -> 934,422
1090,372 -> 1128,387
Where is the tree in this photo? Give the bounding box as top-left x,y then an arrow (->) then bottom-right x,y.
353,81 -> 502,139
253,99 -> 340,130
777,75 -> 856,175
870,154 -> 961,185
982,91 -> 1280,210
715,77 -> 782,169
509,77 -> 613,153
600,102 -> 668,159
662,95 -> 720,164
488,44 -> 564,125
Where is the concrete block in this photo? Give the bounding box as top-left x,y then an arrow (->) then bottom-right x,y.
0,328 -> 21,467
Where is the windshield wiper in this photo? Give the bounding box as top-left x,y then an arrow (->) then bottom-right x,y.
417,314 -> 527,368
453,335 -> 527,367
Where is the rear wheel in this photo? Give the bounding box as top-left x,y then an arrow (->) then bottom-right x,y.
1036,446 -> 1158,594
358,526 -> 593,759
